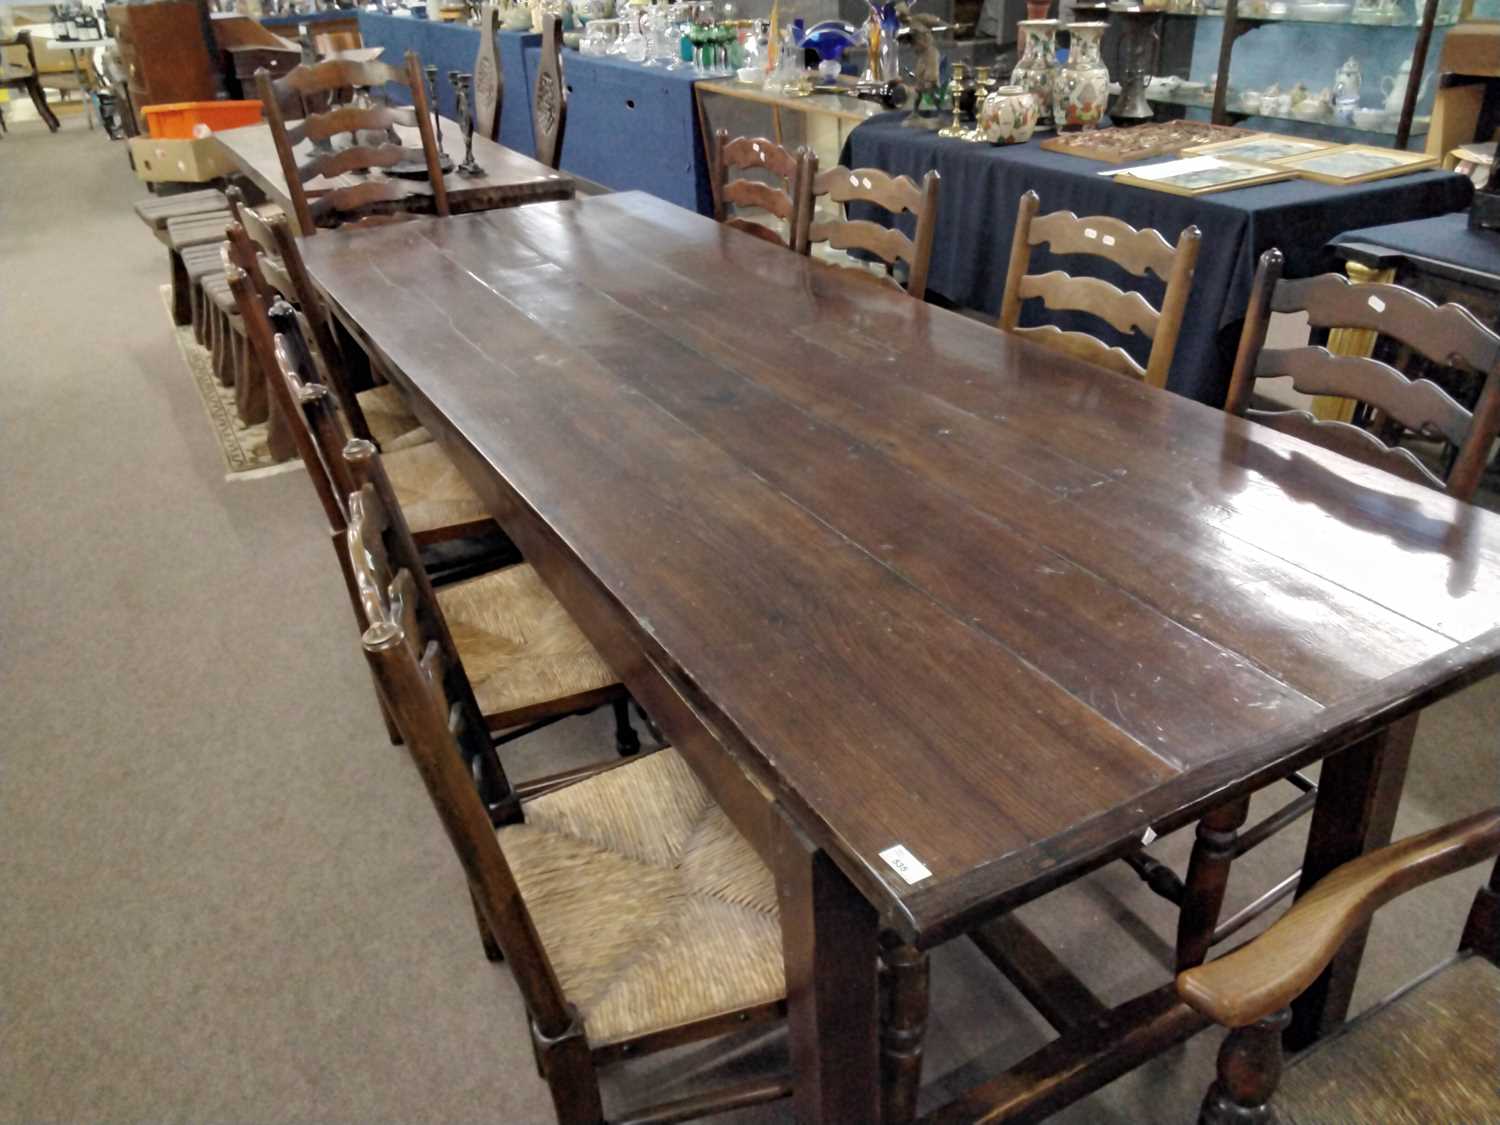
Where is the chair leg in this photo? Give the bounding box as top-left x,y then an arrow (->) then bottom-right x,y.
169,250 -> 192,326
26,77 -> 59,131
469,884 -> 504,963
880,942 -> 929,1125
1198,1010 -> 1289,1125
234,321 -> 268,424
612,696 -> 640,756
1177,795 -> 1251,971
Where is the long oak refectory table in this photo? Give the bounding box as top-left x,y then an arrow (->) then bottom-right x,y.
300,191 -> 1500,1123
213,116 -> 575,223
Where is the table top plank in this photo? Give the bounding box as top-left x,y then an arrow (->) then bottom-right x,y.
303,195 -> 1500,943
421,208 -> 1329,769
450,194 -> 1477,700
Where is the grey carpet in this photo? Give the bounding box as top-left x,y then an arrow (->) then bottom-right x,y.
3,119 -> 1496,1124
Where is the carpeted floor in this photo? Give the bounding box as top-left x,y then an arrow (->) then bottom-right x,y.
3,120 -> 1497,1125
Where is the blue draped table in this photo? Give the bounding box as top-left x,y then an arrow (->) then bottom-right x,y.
843,113 -> 1473,405
1331,213 -> 1500,291
357,12 -> 710,214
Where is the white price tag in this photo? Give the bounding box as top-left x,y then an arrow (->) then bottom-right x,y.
880,844 -> 933,885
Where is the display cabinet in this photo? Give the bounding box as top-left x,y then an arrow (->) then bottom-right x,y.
1134,0 -> 1480,149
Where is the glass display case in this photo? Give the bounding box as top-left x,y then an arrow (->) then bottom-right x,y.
1136,0 -> 1484,149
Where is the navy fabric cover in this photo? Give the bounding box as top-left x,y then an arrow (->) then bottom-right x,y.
521,47 -> 711,214
355,14 -> 539,153
843,113 -> 1473,404
1331,213 -> 1500,280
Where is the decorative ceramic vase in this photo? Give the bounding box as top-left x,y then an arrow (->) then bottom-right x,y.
1053,21 -> 1109,131
978,85 -> 1039,144
1011,19 -> 1059,129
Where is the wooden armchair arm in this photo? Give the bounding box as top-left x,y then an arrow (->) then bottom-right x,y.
1178,807 -> 1500,1028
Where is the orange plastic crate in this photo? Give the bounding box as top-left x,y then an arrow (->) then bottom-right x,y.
143,100 -> 263,140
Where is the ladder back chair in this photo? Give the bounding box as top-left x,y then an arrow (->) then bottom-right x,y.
795,162 -> 940,299
355,545 -> 793,1123
229,267 -> 641,756
1178,809 -> 1500,1124
1229,247 -> 1500,501
224,198 -> 428,453
256,49 -> 449,237
711,129 -> 804,248
533,14 -> 567,170
997,190 -> 1202,389
1142,258 -> 1500,981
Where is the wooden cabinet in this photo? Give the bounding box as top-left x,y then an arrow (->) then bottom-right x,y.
107,2 -> 217,135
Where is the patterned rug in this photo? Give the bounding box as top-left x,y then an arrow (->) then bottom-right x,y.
159,284 -> 299,480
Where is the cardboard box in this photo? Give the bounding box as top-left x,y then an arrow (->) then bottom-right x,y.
129,135 -> 234,184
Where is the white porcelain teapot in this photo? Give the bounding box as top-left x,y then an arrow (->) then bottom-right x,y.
1334,56 -> 1362,105
1381,58 -> 1431,113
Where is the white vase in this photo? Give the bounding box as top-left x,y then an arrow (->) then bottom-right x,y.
1053,22 -> 1109,131
1010,20 -> 1059,129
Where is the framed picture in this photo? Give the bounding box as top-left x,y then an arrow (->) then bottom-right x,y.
1180,133 -> 1338,164
1270,144 -> 1439,185
1115,155 -> 1295,197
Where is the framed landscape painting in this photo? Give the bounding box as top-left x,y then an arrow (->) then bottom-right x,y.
1271,144 -> 1438,185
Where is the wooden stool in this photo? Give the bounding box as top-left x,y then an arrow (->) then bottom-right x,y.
133,189 -> 229,232
164,212 -> 231,326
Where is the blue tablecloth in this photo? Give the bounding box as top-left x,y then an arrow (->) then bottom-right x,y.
357,12 -> 710,213
356,13 -> 539,154
522,47 -> 710,213
1331,213 -> 1500,284
844,114 -> 1474,405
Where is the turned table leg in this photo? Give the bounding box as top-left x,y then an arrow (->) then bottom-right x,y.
1176,795 -> 1251,971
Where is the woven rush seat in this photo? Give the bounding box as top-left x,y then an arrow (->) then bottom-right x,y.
382,440 -> 491,537
437,562 -> 620,723
134,190 -> 229,231
1276,954 -> 1500,1124
356,384 -> 428,451
499,747 -> 785,1047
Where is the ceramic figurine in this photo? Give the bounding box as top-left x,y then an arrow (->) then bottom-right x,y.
1053,21 -> 1108,131
1010,19 -> 1058,129
978,85 -> 1039,144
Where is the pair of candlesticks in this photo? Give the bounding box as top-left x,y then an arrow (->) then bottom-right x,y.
424,64 -> 485,177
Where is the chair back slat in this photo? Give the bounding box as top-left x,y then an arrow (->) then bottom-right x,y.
998,190 -> 1200,389
806,217 -> 915,270
297,142 -> 426,183
1016,271 -> 1161,339
722,178 -> 796,223
274,56 -> 408,97
812,165 -> 927,213
359,607 -> 577,1038
796,163 -> 940,299
1027,209 -> 1180,280
1274,273 -> 1500,376
1228,248 -> 1500,501
1257,346 -> 1475,447
533,15 -> 567,169
341,441 -> 514,818
719,133 -> 800,182
292,103 -> 419,147
309,179 -> 418,221
1012,323 -> 1148,381
1247,407 -> 1447,492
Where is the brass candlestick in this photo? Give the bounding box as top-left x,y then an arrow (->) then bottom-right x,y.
937,68 -> 968,138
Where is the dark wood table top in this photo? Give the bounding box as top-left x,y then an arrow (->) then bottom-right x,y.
213,117 -> 573,217
302,191 -> 1500,947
